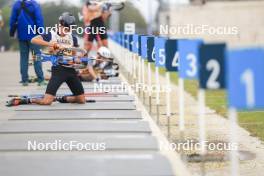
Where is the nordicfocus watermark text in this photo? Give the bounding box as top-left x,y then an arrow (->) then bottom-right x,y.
27,140 -> 106,151
94,82 -> 172,93
160,140 -> 238,152
27,24 -> 106,35
160,24 -> 239,36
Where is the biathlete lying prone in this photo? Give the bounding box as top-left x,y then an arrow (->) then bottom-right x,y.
78,46 -> 119,81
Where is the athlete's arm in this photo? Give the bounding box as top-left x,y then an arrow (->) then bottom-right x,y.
31,35 -> 59,51
87,2 -> 102,11
82,5 -> 91,25
32,35 -> 51,47
88,65 -> 97,80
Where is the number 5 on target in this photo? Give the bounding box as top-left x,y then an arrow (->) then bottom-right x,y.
155,37 -> 167,67
227,49 -> 264,109
199,43 -> 226,90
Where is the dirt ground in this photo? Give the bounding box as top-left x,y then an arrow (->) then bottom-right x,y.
124,60 -> 264,176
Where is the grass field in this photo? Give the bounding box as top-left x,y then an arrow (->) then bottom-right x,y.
150,63 -> 264,141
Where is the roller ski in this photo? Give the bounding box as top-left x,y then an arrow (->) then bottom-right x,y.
6,97 -> 31,107
8,92 -> 114,98
6,96 -> 97,107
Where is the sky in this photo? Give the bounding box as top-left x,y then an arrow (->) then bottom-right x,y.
132,0 -> 159,22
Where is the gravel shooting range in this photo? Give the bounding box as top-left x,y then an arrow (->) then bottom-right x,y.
0,0 -> 264,176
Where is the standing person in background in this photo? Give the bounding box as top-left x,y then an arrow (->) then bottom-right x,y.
101,3 -> 112,23
82,1 -> 109,54
0,10 -> 5,52
9,0 -> 46,86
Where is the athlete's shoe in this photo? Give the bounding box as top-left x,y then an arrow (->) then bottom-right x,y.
6,98 -> 31,107
56,96 -> 68,103
38,81 -> 48,86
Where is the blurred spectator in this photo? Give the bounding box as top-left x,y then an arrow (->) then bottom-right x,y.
9,0 -> 46,86
0,10 -> 5,52
0,10 -> 4,30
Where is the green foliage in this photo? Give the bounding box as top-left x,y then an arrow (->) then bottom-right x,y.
41,2 -> 83,28
0,0 -> 9,9
118,2 -> 147,34
151,62 -> 264,141
0,6 -> 18,50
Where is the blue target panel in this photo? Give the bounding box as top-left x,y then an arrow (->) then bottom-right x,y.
124,34 -> 129,49
122,33 -> 126,48
178,39 -> 203,79
165,39 -> 179,72
128,35 -> 133,52
147,36 -> 155,63
155,37 -> 167,67
138,35 -> 143,57
118,32 -> 122,45
132,34 -> 139,54
227,48 -> 264,110
199,43 -> 226,90
140,35 -> 148,59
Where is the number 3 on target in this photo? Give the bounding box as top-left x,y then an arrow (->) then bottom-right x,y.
179,40 -> 202,79
186,53 -> 197,77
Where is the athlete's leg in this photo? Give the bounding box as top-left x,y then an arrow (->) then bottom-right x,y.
65,73 -> 86,104
6,94 -> 54,107
31,94 -> 55,105
84,25 -> 96,54
79,71 -> 95,82
33,66 -> 66,105
58,94 -> 86,104
19,41 -> 30,83
97,17 -> 108,47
